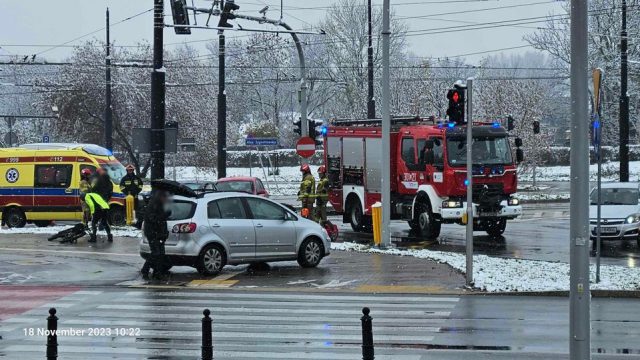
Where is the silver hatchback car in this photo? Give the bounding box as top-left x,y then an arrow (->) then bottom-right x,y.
139,192 -> 331,275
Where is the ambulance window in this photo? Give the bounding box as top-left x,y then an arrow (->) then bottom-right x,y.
35,165 -> 73,188
401,138 -> 415,165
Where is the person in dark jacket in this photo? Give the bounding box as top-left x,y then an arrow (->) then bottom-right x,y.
141,190 -> 171,280
120,164 -> 144,226
92,168 -> 113,203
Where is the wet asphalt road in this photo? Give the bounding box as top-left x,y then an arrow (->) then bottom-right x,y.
1,287 -> 639,359
333,202 -> 640,268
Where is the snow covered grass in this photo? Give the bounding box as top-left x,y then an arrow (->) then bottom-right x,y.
515,192 -> 570,202
1,225 -> 141,238
519,161 -> 640,182
331,242 -> 640,292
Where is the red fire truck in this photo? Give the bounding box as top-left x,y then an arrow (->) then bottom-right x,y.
323,117 -> 523,238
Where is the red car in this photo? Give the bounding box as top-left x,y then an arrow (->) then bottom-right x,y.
215,176 -> 269,197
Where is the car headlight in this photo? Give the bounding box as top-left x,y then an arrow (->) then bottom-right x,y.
508,197 -> 520,206
442,200 -> 462,208
625,214 -> 640,224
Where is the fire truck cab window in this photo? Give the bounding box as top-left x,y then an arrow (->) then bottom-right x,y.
419,138 -> 443,168
447,136 -> 512,166
401,138 -> 416,166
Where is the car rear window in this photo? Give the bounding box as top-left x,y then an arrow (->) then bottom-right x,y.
168,200 -> 196,221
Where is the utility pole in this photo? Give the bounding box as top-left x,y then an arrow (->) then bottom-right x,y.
217,0 -> 227,179
569,0 -> 590,358
619,0 -> 629,182
380,0 -> 391,247
366,0 -> 375,119
465,78 -> 473,287
104,7 -> 113,152
150,0 -> 166,180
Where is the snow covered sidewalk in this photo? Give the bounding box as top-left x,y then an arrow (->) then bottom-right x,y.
1,225 -> 141,238
331,242 -> 640,292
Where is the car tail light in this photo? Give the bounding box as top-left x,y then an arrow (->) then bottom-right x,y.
172,223 -> 197,233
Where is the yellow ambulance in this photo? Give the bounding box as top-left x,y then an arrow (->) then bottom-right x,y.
0,143 -> 127,228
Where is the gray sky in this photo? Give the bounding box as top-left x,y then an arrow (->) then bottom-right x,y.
0,0 -> 565,63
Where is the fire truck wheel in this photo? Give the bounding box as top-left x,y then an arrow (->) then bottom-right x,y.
348,200 -> 366,232
415,201 -> 441,239
3,207 -> 27,228
485,219 -> 507,237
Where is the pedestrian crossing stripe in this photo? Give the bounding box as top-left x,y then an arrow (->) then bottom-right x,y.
1,288 -> 457,359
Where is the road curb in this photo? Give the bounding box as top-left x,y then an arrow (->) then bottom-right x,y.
464,290 -> 640,298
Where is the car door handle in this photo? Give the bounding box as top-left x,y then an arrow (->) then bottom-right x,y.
255,223 -> 263,228
212,223 -> 221,228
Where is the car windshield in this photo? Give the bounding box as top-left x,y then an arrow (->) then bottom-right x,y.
101,162 -> 126,183
167,200 -> 196,220
447,136 -> 513,166
216,180 -> 254,193
590,188 -> 639,205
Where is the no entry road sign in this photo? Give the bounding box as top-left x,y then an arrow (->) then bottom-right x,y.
296,137 -> 316,158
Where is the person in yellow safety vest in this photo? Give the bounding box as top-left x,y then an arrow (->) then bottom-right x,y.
314,165 -> 329,225
297,163 -> 315,218
84,192 -> 112,243
79,168 -> 93,226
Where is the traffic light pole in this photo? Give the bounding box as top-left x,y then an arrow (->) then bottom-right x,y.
217,1 -> 227,178
465,78 -> 473,287
380,0 -> 391,248
569,0 -> 590,358
619,0 -> 629,182
150,0 -> 166,180
366,0 -> 375,119
104,7 -> 113,152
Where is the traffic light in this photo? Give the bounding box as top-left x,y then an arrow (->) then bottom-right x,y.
507,115 -> 515,131
533,120 -> 540,134
446,88 -> 465,124
293,118 -> 302,136
309,119 -> 326,146
218,0 -> 240,28
170,0 -> 191,34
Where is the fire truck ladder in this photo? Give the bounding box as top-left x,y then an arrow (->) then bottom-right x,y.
331,116 -> 432,127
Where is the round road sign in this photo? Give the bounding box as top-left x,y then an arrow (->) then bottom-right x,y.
296,137 -> 316,158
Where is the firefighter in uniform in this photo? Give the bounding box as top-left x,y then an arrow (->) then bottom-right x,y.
314,165 -> 329,225
120,164 -> 144,226
79,168 -> 93,226
297,164 -> 315,218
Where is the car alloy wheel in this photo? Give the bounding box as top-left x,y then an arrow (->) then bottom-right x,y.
203,247 -> 223,274
305,241 -> 321,265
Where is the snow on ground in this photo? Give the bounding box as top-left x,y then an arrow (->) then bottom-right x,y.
331,242 -> 640,292
514,192 -> 570,202
1,225 -> 141,238
519,161 -> 640,182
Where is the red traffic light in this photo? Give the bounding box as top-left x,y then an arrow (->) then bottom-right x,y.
452,91 -> 460,103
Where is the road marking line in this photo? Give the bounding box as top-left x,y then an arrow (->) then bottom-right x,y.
356,285 -> 446,293
122,291 -> 460,302
187,279 -> 239,288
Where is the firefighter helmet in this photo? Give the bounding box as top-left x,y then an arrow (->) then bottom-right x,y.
301,207 -> 311,218
318,165 -> 326,174
300,163 -> 310,173
81,168 -> 92,177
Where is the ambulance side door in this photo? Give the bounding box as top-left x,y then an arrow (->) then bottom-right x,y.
33,163 -> 77,215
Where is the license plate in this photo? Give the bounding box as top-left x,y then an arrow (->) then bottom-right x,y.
599,227 -> 617,234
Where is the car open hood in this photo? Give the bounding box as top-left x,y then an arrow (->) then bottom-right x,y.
589,204 -> 640,219
151,179 -> 198,198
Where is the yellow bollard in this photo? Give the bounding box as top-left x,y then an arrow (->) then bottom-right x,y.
461,211 -> 467,225
125,194 -> 135,226
371,202 -> 382,247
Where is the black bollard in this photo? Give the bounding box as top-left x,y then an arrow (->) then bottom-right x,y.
46,308 -> 58,360
201,309 -> 213,360
361,307 -> 374,360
